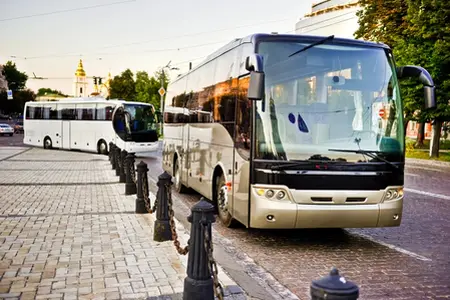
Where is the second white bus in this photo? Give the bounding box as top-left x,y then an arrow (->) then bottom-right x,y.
23,97 -> 160,154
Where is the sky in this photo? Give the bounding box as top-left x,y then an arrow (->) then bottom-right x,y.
0,0 -> 315,95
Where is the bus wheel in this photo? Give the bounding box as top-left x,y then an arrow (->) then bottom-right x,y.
216,174 -> 237,228
44,137 -> 52,149
174,158 -> 187,193
98,140 -> 108,155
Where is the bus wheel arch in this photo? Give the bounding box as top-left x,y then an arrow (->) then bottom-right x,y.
97,139 -> 108,155
173,154 -> 187,193
213,166 -> 237,228
43,136 -> 52,149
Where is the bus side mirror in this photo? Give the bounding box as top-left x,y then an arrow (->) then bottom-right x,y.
246,54 -> 265,100
396,65 -> 436,109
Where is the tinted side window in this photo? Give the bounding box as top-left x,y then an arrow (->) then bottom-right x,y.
58,105 -> 75,120
96,104 -> 115,120
76,103 -> 96,120
42,104 -> 58,119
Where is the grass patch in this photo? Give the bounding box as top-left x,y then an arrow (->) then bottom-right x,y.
406,149 -> 450,162
406,137 -> 450,150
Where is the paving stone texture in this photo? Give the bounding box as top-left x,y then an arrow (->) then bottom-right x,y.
0,148 -> 241,300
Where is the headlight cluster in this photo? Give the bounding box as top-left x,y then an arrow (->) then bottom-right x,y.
255,188 -> 288,201
383,187 -> 404,201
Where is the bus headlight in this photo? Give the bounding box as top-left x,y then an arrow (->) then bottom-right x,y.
254,187 -> 291,202
383,187 -> 403,201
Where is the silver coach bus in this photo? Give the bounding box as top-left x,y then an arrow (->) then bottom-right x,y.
162,33 -> 436,229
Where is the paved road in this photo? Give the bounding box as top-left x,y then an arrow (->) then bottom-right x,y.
4,135 -> 450,299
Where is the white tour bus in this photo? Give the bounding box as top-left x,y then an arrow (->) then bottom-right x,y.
23,97 -> 160,154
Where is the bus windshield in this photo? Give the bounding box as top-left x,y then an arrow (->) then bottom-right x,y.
255,40 -> 404,162
124,103 -> 158,132
114,103 -> 159,143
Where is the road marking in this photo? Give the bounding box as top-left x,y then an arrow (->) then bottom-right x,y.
405,172 -> 420,177
351,232 -> 432,262
405,188 -> 450,201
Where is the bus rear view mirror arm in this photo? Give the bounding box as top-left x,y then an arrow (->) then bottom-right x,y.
245,54 -> 264,72
396,65 -> 436,109
248,71 -> 265,101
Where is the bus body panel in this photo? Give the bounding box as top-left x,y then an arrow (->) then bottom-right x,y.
163,33 -> 410,229
23,98 -> 159,154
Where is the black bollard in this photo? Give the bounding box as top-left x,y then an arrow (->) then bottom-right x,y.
115,147 -> 121,176
125,152 -> 137,195
183,198 -> 216,300
119,149 -> 127,183
135,161 -> 148,214
310,268 -> 359,300
108,142 -> 114,163
153,171 -> 173,242
111,144 -> 117,169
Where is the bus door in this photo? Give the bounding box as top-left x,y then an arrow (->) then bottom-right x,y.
62,121 -> 71,149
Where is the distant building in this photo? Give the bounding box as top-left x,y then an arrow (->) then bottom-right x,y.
295,0 -> 360,38
35,93 -> 67,102
0,64 -> 8,91
73,59 -> 88,97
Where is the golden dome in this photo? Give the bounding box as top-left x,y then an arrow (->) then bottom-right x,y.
75,59 -> 86,77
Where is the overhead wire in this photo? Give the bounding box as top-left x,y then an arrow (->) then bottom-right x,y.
0,0 -> 136,22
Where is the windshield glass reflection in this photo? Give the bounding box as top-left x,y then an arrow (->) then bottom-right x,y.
255,41 -> 404,163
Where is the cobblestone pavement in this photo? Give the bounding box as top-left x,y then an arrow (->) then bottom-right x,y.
0,148 -> 243,300
140,148 -> 450,300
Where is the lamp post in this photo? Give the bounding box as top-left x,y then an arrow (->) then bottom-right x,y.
159,61 -> 179,135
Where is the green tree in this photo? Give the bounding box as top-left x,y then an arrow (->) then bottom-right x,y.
355,0 -> 450,157
3,61 -> 28,91
135,71 -> 151,104
37,88 -> 67,97
0,89 -> 36,114
109,69 -> 136,100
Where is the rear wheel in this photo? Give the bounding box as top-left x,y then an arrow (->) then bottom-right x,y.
215,173 -> 237,228
43,137 -> 52,149
98,140 -> 108,155
173,158 -> 188,193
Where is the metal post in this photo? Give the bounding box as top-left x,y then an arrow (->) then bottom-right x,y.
153,171 -> 172,242
111,144 -> 117,169
115,147 -> 121,176
108,142 -> 114,163
160,69 -> 164,136
135,161 -> 148,214
310,268 -> 359,300
125,152 -> 137,195
183,198 -> 216,300
119,149 -> 127,183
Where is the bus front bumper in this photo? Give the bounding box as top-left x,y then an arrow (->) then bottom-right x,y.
127,142 -> 159,153
249,188 -> 403,229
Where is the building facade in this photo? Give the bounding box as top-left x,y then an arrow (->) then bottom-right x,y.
73,59 -> 88,97
0,64 -> 8,91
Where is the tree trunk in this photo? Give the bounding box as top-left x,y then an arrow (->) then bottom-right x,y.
403,118 -> 410,137
429,120 -> 442,158
415,122 -> 425,147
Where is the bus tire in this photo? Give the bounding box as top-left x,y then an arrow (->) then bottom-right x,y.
43,137 -> 52,149
173,158 -> 188,193
215,173 -> 237,228
97,140 -> 108,155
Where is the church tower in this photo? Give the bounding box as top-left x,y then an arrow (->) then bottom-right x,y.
73,59 -> 88,97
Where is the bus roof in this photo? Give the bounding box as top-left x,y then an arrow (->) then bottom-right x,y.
25,97 -> 154,107
172,33 -> 390,83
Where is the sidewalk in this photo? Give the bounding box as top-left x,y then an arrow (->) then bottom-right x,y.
0,147 -> 246,300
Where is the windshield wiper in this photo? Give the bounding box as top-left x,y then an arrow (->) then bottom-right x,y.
327,149 -> 399,169
288,35 -> 335,58
270,161 -> 311,170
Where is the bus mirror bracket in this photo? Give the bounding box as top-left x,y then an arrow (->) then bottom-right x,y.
396,65 -> 436,109
245,54 -> 264,72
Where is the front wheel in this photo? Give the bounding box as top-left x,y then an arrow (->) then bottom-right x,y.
173,158 -> 188,193
98,140 -> 108,155
43,137 -> 52,149
215,174 -> 237,228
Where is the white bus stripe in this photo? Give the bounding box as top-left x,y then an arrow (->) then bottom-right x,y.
351,232 -> 432,262
405,188 -> 450,201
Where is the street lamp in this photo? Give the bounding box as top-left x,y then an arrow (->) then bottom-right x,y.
159,61 -> 179,135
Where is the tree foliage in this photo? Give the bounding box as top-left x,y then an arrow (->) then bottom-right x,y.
37,88 -> 68,97
109,69 -> 136,100
0,89 -> 36,114
110,68 -> 170,111
355,0 -> 450,157
2,61 -> 28,91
